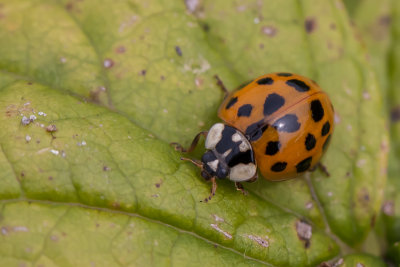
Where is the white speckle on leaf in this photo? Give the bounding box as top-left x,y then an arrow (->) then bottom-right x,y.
357,159 -> 367,168
261,26 -> 277,36
61,151 -> 66,158
50,149 -> 59,155
382,201 -> 394,216
254,17 -> 260,24
13,226 -> 28,232
237,5 -> 246,12
29,115 -> 37,121
118,15 -> 138,33
184,0 -> 199,12
363,91 -> 371,100
23,102 -> 31,106
244,234 -> 269,248
40,124 -> 45,128
210,224 -> 232,239
38,111 -> 47,116
334,112 -> 341,124
25,135 -> 31,142
163,109 -> 168,113
212,214 -> 225,223
198,121 -> 205,127
183,56 -> 210,74
327,191 -> 333,197
356,263 -> 364,267
1,227 -> 8,235
21,116 -> 30,125
103,59 -> 114,68
77,141 -> 87,146
305,202 -> 313,209
347,124 -> 352,131
60,57 -> 67,63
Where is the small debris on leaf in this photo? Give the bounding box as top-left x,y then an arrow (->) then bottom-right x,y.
21,116 -> 30,125
296,220 -> 312,248
46,124 -> 57,132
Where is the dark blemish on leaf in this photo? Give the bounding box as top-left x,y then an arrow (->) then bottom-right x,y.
214,244 -> 218,248
115,46 -> 126,54
27,82 -> 33,85
103,58 -> 114,69
155,179 -> 163,188
175,46 -> 183,56
65,2 -> 74,11
160,75 -> 165,80
379,15 -> 391,26
261,26 -> 277,37
48,176 -> 53,181
96,223 -> 100,228
330,23 -> 336,30
390,106 -> 400,122
201,22 -> 210,32
112,202 -> 120,208
305,17 -> 317,33
21,172 -> 25,177
259,43 -> 264,49
89,86 -> 106,103
103,166 -> 111,171
296,220 -> 312,248
382,200 -> 394,216
46,124 -> 57,132
140,69 -> 147,76
370,213 -> 376,227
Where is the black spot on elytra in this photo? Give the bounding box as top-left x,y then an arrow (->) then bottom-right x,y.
286,79 -> 310,92
264,93 -> 285,116
296,157 -> 312,173
271,162 -> 287,172
237,104 -> 253,117
277,73 -> 292,77
225,97 -> 238,109
305,133 -> 316,151
310,100 -> 324,122
273,114 -> 301,133
322,135 -> 331,151
245,119 -> 268,141
321,121 -> 330,136
265,141 -> 281,155
257,77 -> 274,85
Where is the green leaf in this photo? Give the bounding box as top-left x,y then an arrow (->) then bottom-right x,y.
340,253 -> 387,267
0,0 -> 388,265
346,0 -> 400,264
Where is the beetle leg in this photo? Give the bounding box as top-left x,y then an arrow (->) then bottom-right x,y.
202,177 -> 218,202
170,131 -> 208,153
214,75 -> 229,99
317,162 -> 330,177
310,162 -> 330,177
235,182 -> 248,195
180,157 -> 203,168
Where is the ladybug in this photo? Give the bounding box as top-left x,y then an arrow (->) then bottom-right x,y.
172,72 -> 334,201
